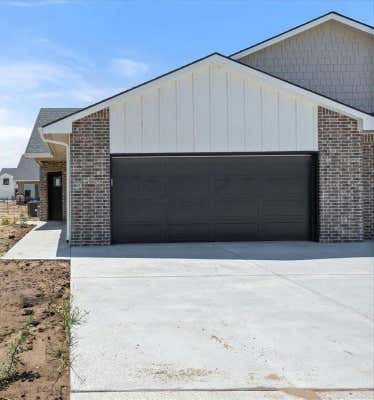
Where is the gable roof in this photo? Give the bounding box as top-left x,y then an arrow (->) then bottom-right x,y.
25,107 -> 81,156
41,53 -> 374,134
230,11 -> 374,60
13,155 -> 39,182
0,168 -> 17,177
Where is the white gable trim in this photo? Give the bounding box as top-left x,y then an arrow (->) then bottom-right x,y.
230,12 -> 374,60
41,53 -> 374,135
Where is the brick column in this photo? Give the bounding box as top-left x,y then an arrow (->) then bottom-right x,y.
318,107 -> 363,242
70,108 -> 111,245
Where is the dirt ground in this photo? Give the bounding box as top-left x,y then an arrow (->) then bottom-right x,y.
0,224 -> 34,257
0,260 -> 70,400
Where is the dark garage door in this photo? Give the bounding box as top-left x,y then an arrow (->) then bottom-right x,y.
111,154 -> 315,243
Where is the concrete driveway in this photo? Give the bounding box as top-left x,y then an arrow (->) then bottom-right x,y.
71,241 -> 374,399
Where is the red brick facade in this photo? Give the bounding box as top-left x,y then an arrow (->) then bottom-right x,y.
39,161 -> 66,221
70,108 -> 111,245
318,106 -> 373,242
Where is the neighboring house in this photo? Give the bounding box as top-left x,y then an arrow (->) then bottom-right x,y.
13,155 -> 40,201
25,12 -> 374,245
0,168 -> 17,200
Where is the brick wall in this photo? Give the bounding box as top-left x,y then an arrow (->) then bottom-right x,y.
318,107 -> 364,242
362,133 -> 374,240
39,161 -> 66,221
70,108 -> 111,245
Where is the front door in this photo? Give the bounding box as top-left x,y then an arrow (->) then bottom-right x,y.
48,172 -> 62,220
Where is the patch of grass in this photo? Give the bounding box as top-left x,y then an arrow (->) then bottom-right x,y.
49,299 -> 88,377
1,217 -> 9,226
0,316 -> 33,384
19,213 -> 27,228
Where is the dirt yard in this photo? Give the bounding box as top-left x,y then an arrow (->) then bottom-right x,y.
0,223 -> 34,257
0,259 -> 70,400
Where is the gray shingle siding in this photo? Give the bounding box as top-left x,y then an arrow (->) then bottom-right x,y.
239,20 -> 374,114
25,108 -> 81,155
13,155 -> 39,181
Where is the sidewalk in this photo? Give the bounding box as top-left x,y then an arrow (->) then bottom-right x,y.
2,221 -> 70,259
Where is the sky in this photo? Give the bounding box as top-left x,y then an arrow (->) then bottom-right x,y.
0,0 -> 373,168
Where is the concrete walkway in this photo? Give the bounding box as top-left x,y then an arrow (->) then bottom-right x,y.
71,241 -> 374,399
2,221 -> 70,259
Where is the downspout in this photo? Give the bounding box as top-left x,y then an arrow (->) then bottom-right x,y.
38,128 -> 71,242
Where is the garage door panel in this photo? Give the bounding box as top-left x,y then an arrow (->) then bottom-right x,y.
111,155 -> 314,243
167,202 -> 211,222
262,200 -> 310,219
214,176 -> 258,196
121,177 -> 165,197
261,222 -> 310,240
119,197 -> 166,220
167,224 -> 211,242
213,223 -> 259,241
213,199 -> 259,218
167,177 -> 210,198
116,224 -> 166,243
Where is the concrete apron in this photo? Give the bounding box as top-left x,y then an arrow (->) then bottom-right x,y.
70,241 -> 374,399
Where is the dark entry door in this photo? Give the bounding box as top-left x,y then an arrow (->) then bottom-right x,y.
48,172 -> 63,220
111,155 -> 315,243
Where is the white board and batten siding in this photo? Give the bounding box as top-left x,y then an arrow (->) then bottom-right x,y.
109,63 -> 318,154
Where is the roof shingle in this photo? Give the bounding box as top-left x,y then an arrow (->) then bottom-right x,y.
25,108 -> 81,155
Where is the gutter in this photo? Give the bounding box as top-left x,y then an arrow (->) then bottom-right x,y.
38,128 -> 71,242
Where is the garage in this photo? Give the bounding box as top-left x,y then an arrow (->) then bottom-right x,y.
111,154 -> 316,243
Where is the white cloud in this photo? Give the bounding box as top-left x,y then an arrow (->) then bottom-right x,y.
0,53 -> 149,168
0,59 -> 110,104
31,37 -> 93,67
0,58 -> 112,167
110,58 -> 150,78
0,108 -> 29,168
0,61 -> 77,92
0,123 -> 29,168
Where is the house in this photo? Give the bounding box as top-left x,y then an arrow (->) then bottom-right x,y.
0,156 -> 40,202
24,11 -> 374,245
13,155 -> 40,201
0,168 -> 17,200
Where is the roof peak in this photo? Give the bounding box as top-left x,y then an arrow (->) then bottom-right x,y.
230,11 -> 373,59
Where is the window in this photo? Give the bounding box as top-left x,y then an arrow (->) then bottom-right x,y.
3,178 -> 9,186
53,176 -> 61,187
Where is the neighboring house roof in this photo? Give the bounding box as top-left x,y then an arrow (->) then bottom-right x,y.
42,53 -> 374,134
0,168 -> 17,177
13,155 -> 39,182
25,108 -> 81,156
230,12 -> 374,60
